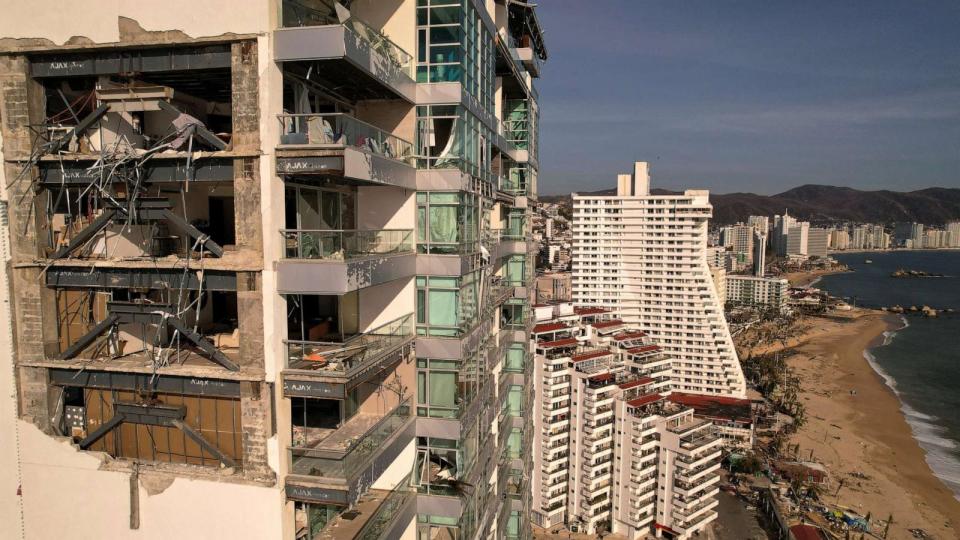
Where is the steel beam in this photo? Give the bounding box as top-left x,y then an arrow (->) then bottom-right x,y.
59,313 -> 119,360
46,267 -> 237,291
50,208 -> 117,259
39,158 -> 235,186
171,419 -> 237,468
29,45 -> 232,78
42,104 -> 109,154
49,369 -> 241,397
165,316 -> 239,371
78,412 -> 124,449
157,101 -> 227,151
159,208 -> 224,257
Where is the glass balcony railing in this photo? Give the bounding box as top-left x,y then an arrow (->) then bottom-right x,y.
281,229 -> 413,260
285,313 -> 414,376
355,485 -> 415,540
278,113 -> 414,162
279,0 -> 413,76
288,398 -> 412,479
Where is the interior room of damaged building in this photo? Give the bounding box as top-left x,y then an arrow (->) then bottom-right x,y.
4,37 -> 272,484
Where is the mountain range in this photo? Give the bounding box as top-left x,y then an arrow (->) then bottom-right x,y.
540,185 -> 960,225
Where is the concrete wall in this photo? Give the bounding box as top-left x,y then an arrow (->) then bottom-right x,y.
17,421 -> 283,540
0,1 -> 270,46
356,186 -> 414,230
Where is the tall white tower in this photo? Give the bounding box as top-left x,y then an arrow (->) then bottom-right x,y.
572,162 -> 746,397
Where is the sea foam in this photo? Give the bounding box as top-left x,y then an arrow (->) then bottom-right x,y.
864,324 -> 960,500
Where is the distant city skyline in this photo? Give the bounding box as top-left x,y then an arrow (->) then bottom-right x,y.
537,1 -> 960,195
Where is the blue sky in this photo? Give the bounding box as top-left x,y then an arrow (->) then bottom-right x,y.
535,1 -> 960,195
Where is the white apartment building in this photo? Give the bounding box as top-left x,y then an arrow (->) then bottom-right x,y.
807,228 -> 829,258
725,275 -> 790,313
948,221 -> 960,248
773,212 -> 797,256
530,303 -> 727,539
753,231 -> 767,277
571,162 -> 746,397
786,222 -> 809,256
830,229 -> 850,250
730,223 -> 755,264
747,215 -> 769,234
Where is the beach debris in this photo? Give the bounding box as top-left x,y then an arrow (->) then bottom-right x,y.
908,528 -> 930,538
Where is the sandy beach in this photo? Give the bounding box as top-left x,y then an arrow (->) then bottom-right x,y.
781,267 -> 847,288
750,310 -> 960,538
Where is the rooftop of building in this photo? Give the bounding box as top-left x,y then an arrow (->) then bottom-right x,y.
537,337 -> 579,349
532,322 -> 572,334
618,376 -> 654,390
571,349 -> 614,363
573,306 -> 611,316
626,392 -> 665,408
625,344 -> 660,355
612,331 -> 647,342
667,392 -> 753,424
590,319 -> 624,330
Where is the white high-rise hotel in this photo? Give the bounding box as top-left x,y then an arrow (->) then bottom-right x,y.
571,162 -> 746,398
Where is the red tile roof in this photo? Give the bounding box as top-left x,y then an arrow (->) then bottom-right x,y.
571,350 -> 613,363
574,306 -> 610,315
533,322 -> 569,334
627,393 -> 664,407
626,344 -> 660,354
618,377 -> 654,390
538,337 -> 578,349
668,392 -> 753,423
589,372 -> 614,383
591,319 -> 624,329
613,331 -> 647,341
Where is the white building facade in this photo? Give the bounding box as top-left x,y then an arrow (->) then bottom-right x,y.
530,303 -> 725,539
571,163 -> 746,397
725,275 -> 790,313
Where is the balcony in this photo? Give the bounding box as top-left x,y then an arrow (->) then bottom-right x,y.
275,0 -> 415,102
276,229 -> 415,294
673,509 -> 719,535
286,398 -> 414,504
282,314 -> 414,398
314,484 -> 416,540
276,113 -> 416,189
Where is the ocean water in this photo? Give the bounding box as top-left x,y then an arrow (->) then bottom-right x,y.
817,250 -> 960,498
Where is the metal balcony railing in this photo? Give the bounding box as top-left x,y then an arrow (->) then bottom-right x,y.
288,398 -> 411,480
278,113 -> 414,161
281,228 -> 413,260
279,1 -> 413,75
284,313 -> 413,375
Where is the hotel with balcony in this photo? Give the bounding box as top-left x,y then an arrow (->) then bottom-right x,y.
0,0 -> 544,538
571,162 -> 746,398
530,302 -> 723,539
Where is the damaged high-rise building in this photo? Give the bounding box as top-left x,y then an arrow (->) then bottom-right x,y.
0,1 -> 544,538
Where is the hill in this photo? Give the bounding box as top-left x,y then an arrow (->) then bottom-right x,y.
539,185 -> 960,225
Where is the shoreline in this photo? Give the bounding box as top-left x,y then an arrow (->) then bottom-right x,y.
864,316 -> 960,502
831,248 -> 960,255
780,267 -> 848,288
749,310 -> 960,537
